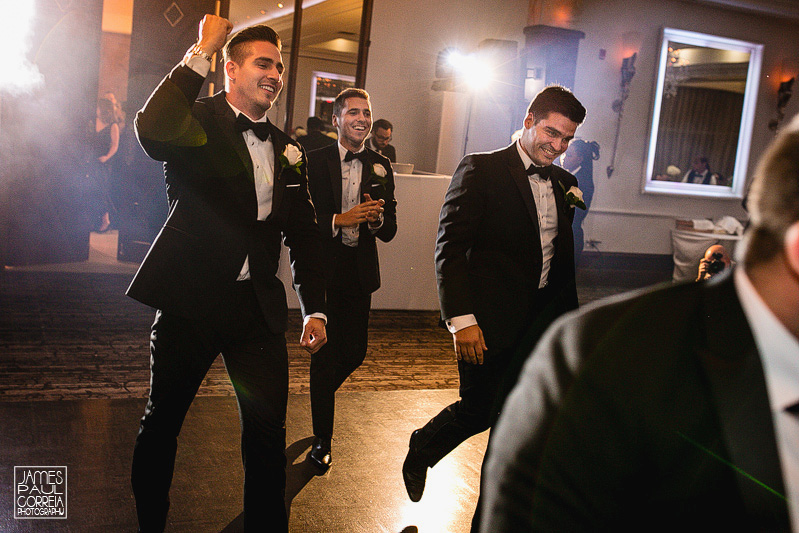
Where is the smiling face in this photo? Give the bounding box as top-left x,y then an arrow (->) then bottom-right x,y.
519,111 -> 579,166
225,40 -> 284,119
333,96 -> 372,152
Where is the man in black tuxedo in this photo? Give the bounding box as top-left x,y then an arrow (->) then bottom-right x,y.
305,88 -> 397,471
480,116 -> 799,532
402,86 -> 586,514
369,118 -> 396,162
127,16 -> 327,532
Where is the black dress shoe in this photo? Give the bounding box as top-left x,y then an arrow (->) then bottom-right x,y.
402,431 -> 427,502
307,437 -> 332,472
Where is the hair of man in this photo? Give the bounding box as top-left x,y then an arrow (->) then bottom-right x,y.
741,116 -> 799,268
527,85 -> 586,125
333,88 -> 370,118
223,24 -> 281,65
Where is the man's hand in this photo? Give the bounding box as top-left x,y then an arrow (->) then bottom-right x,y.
334,197 -> 384,228
300,317 -> 327,354
696,259 -> 711,281
453,325 -> 487,365
362,193 -> 385,226
197,14 -> 234,55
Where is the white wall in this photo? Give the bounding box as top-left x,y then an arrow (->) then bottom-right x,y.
365,0 -> 530,172
366,0 -> 799,254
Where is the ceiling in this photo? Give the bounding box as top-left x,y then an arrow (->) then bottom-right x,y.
229,0 -> 362,60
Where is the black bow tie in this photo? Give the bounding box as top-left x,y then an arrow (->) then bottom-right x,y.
344,150 -> 368,163
527,164 -> 551,179
235,114 -> 270,141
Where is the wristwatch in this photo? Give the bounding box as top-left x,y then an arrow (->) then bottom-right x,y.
186,42 -> 213,63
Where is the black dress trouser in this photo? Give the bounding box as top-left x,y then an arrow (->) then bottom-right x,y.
131,280 -> 289,532
309,243 -> 371,441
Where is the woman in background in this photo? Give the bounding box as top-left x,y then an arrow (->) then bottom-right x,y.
560,139 -> 599,263
91,97 -> 119,232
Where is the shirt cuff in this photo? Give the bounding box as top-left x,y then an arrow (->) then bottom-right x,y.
305,313 -> 327,325
446,314 -> 477,334
183,54 -> 212,78
368,213 -> 384,232
331,215 -> 339,237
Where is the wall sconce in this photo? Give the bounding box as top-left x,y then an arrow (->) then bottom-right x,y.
607,32 -> 642,178
768,58 -> 798,132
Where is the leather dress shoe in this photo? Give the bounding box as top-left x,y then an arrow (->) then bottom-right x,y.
402,430 -> 427,502
307,437 -> 332,472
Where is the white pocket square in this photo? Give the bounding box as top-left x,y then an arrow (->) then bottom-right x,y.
286,184 -> 300,188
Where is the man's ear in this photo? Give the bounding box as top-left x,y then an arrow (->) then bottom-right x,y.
225,60 -> 236,82
785,221 -> 799,278
332,113 -> 339,129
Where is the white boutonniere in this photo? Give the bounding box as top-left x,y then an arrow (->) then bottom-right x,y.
559,182 -> 586,210
279,144 -> 303,175
371,163 -> 388,187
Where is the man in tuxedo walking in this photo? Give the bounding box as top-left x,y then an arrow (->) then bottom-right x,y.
127,15 -> 327,532
401,86 -> 586,516
480,114 -> 799,532
305,88 -> 397,471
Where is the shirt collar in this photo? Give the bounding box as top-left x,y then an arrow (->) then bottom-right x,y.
516,140 -> 534,170
225,99 -> 268,123
735,268 -> 799,412
338,142 -> 366,162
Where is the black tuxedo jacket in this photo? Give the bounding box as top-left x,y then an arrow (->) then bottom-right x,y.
482,272 -> 791,531
306,143 -> 397,293
436,143 -> 578,354
126,64 -> 325,333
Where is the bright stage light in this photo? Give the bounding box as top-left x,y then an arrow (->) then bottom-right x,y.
448,51 -> 492,91
0,0 -> 44,95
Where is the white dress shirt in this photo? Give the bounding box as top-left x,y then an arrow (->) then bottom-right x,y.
736,268 -> 799,531
447,142 -> 559,334
336,142 -> 364,247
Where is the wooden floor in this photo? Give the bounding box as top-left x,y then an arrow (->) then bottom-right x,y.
0,253 -> 665,532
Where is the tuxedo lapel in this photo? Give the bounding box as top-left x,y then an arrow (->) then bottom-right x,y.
270,121 -> 287,216
212,92 -> 254,182
698,274 -> 791,528
327,145 -> 343,209
506,145 -> 540,235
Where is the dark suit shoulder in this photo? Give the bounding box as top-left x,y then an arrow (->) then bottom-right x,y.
551,165 -> 578,187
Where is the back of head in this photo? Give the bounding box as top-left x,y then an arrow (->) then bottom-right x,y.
741,115 -> 799,268
307,116 -> 325,132
527,85 -> 586,125
223,24 -> 281,64
333,88 -> 370,117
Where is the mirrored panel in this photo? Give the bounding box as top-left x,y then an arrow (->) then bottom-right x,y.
644,28 -> 762,199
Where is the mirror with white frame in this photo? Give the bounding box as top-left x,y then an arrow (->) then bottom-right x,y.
644,28 -> 762,199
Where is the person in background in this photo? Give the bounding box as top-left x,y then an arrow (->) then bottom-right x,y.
369,118 -> 396,162
696,243 -> 732,281
560,139 -> 599,262
297,116 -> 335,153
91,97 -> 119,232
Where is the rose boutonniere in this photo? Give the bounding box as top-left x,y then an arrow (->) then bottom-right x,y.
559,182 -> 586,210
371,163 -> 388,187
279,144 -> 303,175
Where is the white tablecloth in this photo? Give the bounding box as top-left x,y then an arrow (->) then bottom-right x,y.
671,228 -> 742,281
278,172 -> 452,310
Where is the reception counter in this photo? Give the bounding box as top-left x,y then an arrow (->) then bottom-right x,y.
278,172 -> 452,311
